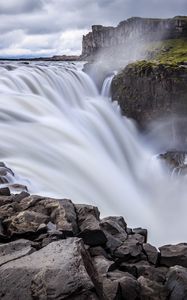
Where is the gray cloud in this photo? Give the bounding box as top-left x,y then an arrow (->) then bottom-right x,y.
0,0 -> 43,15
0,0 -> 186,58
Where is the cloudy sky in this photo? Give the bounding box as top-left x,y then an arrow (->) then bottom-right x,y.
0,0 -> 187,58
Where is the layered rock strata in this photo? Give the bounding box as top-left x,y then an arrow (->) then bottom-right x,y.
82,17 -> 187,60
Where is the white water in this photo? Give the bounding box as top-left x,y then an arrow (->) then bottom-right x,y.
0,61 -> 186,245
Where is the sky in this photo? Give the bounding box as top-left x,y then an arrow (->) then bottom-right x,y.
0,0 -> 187,58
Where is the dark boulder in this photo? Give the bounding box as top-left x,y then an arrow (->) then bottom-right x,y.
166,265 -> 187,300
76,204 -> 107,246
159,243 -> 187,267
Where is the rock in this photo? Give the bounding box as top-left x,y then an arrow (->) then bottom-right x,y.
81,17 -> 187,60
111,61 -> 187,148
0,195 -> 15,207
114,239 -> 143,261
0,238 -> 102,300
159,243 -> 187,267
0,239 -> 35,266
166,265 -> 187,299
0,188 -> 10,196
100,216 -> 127,242
89,246 -> 109,258
93,256 -> 116,275
76,204 -> 107,246
133,228 -> 147,243
19,196 -> 79,236
138,276 -> 168,300
143,243 -> 158,265
4,210 -> 49,237
103,272 -> 140,300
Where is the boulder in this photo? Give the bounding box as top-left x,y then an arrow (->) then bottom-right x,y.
159,243 -> 187,267
166,265 -> 187,300
138,276 -> 168,300
4,210 -> 49,237
0,238 -> 102,300
143,243 -> 158,265
0,239 -> 35,266
76,204 -> 107,246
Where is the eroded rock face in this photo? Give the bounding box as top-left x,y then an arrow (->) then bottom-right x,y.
111,63 -> 187,127
82,17 -> 187,60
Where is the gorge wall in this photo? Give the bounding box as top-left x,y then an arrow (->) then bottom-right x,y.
81,16 -> 187,60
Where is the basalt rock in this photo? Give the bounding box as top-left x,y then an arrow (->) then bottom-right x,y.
76,204 -> 107,246
1,188 -> 187,299
166,265 -> 187,299
81,17 -> 187,60
159,243 -> 187,268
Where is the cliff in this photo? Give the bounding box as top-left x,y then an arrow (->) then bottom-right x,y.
81,16 -> 187,60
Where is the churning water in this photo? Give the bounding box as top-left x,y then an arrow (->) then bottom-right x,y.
0,61 -> 186,245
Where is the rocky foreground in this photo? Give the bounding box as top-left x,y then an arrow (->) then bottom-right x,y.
0,166 -> 186,299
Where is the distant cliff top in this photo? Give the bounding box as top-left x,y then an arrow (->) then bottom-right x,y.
81,16 -> 187,60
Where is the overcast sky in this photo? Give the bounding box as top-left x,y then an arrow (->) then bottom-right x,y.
0,0 -> 186,58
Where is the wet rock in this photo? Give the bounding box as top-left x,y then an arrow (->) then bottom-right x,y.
138,276 -> 168,300
159,243 -> 187,267
0,238 -> 102,300
0,239 -> 35,266
76,204 -> 107,246
143,243 -> 158,265
166,265 -> 187,299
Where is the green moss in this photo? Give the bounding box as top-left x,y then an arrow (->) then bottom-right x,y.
146,38 -> 187,65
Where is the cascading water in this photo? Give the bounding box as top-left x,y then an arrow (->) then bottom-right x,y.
0,61 -> 186,245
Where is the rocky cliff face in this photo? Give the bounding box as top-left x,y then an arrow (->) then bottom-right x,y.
111,61 -> 187,148
82,17 -> 187,60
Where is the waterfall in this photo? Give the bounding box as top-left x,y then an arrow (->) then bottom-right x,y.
101,74 -> 114,97
0,61 -> 186,245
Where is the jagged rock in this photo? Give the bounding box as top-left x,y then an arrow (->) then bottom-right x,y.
103,272 -> 140,300
100,216 -> 127,242
0,238 -> 102,300
19,196 -> 79,236
0,195 -> 15,207
159,243 -> 187,267
4,210 -> 49,237
128,233 -> 146,244
114,239 -> 143,261
166,265 -> 187,299
133,228 -> 147,243
143,243 -> 158,265
89,246 -> 109,258
0,239 -> 35,266
93,256 -> 116,275
0,188 -> 10,196
76,204 -> 107,246
138,276 -> 168,300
